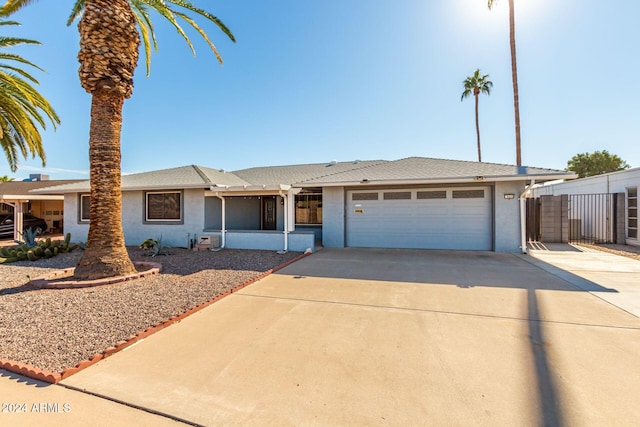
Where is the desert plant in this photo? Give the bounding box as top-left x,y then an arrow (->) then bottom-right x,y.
139,235 -> 169,257
17,227 -> 39,247
0,232 -> 79,263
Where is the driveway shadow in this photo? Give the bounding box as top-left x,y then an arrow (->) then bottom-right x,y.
276,247 -> 617,293
272,247 -> 637,427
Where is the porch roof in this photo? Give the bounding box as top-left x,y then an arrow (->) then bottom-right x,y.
0,180 -> 80,201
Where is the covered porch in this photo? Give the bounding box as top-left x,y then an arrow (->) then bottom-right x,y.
203,184 -> 315,253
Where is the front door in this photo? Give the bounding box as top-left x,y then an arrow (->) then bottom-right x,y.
262,196 -> 277,230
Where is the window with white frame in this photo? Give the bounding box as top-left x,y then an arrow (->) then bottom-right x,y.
79,194 -> 90,222
145,191 -> 182,222
628,187 -> 637,239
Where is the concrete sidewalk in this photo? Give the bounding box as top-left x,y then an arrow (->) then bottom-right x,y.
2,247 -> 639,426
525,244 -> 640,318
0,370 -> 181,426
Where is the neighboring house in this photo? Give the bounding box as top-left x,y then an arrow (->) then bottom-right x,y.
0,176 -> 81,240
532,167 -> 639,246
32,157 -> 573,253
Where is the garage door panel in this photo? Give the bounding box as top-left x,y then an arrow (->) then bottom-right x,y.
347,187 -> 491,250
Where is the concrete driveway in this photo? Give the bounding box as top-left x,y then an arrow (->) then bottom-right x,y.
3,248 -> 640,426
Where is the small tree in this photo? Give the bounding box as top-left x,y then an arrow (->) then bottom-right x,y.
566,150 -> 630,178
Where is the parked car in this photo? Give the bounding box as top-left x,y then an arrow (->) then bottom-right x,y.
0,213 -> 48,239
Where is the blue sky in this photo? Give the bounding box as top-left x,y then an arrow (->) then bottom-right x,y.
1,0 -> 638,180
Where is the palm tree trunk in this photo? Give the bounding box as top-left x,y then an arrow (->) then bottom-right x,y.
508,0 -> 522,166
74,0 -> 139,280
74,91 -> 136,280
475,93 -> 481,162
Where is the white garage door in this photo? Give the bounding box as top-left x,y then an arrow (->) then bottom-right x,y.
346,187 -> 492,250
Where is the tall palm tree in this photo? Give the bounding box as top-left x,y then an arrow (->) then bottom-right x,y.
488,0 -> 522,166
1,0 -> 235,280
0,19 -> 59,172
461,69 -> 492,163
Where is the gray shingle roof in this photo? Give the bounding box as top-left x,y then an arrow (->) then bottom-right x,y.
232,160 -> 385,186
123,165 -> 250,188
30,158 -> 574,194
30,165 -> 250,193
0,180 -> 82,196
298,157 -> 574,185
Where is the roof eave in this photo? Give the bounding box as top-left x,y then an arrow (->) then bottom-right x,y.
1,194 -> 65,201
30,183 -> 216,194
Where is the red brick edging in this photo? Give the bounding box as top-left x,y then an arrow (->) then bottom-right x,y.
27,262 -> 162,289
0,252 -> 310,384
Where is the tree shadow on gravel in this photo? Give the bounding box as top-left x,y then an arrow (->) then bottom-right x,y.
0,369 -> 50,387
0,248 -> 302,295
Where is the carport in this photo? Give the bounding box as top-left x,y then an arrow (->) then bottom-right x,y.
0,178 -> 79,240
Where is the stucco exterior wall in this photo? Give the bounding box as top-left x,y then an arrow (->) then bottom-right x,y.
205,230 -> 314,252
494,181 -> 526,252
532,168 -> 639,246
322,186 -> 345,248
63,193 -> 88,242
65,189 -> 206,248
533,167 -> 640,196
122,188 -> 205,247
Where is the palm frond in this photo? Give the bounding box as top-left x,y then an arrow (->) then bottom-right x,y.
146,1 -> 197,57
0,16 -> 59,171
166,0 -> 235,42
0,36 -> 40,48
66,0 -> 85,26
0,63 -> 40,82
64,0 -> 235,75
0,0 -> 39,16
131,0 -> 235,73
174,10 -> 223,63
132,7 -> 154,77
0,52 -> 43,71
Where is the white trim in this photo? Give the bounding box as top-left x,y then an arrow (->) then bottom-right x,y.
79,194 -> 91,222
1,195 -> 64,201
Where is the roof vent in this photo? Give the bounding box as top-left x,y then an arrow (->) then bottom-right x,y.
329,160 -> 337,166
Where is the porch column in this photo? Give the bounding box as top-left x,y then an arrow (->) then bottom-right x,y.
287,189 -> 296,232
14,201 -> 24,241
214,192 -> 226,248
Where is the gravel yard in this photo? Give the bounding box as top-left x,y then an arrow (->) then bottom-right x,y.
580,243 -> 640,261
0,247 -> 301,373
